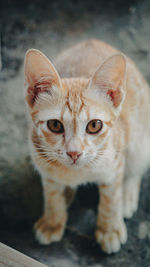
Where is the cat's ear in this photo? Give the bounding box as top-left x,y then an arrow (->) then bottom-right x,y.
24,49 -> 61,108
89,54 -> 126,111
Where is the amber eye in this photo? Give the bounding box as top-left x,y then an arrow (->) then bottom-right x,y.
47,120 -> 64,134
86,119 -> 103,134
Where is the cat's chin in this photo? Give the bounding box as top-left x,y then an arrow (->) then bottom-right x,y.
64,161 -> 85,169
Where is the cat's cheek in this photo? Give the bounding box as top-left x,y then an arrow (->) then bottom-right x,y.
39,123 -> 62,147
36,125 -> 42,137
35,123 -> 47,138
78,152 -> 95,167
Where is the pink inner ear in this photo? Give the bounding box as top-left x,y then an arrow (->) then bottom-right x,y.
107,88 -> 122,108
89,54 -> 126,109
25,49 -> 61,108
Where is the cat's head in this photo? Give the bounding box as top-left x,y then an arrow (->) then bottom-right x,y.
24,49 -> 126,170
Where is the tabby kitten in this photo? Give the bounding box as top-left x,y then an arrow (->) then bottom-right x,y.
24,39 -> 150,254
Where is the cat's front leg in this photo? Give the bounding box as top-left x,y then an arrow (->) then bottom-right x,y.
34,177 -> 67,245
96,168 -> 127,254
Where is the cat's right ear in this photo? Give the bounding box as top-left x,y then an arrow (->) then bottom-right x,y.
24,49 -> 61,108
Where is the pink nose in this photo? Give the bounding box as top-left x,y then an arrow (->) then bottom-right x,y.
66,151 -> 82,162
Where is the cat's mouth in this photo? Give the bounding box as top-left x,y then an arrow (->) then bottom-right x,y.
71,161 -> 81,167
65,158 -> 84,169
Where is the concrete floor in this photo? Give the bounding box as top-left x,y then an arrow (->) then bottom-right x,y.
0,0 -> 150,266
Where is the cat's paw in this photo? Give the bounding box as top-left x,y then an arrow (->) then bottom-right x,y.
123,188 -> 139,219
34,216 -> 66,245
96,221 -> 127,254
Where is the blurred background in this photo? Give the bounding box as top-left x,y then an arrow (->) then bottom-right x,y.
0,0 -> 150,266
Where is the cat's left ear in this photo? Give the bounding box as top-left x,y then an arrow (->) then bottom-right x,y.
24,49 -> 61,108
89,54 -> 126,112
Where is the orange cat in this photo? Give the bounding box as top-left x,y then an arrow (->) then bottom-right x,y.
24,39 -> 150,253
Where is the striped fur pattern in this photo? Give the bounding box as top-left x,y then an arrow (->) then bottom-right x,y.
24,40 -> 150,253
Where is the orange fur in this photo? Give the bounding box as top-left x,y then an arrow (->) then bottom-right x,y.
25,39 -> 150,254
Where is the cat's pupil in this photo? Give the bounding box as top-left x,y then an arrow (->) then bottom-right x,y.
54,121 -> 58,128
92,122 -> 96,128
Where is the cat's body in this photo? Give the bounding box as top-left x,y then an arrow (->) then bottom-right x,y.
24,39 -> 150,254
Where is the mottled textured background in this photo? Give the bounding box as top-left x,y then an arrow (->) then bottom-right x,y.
0,0 -> 150,266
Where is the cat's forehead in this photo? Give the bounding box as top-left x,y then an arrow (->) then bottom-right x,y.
36,94 -> 112,123
34,78 -> 113,122
62,78 -> 89,91
61,78 -> 88,113
62,78 -> 109,116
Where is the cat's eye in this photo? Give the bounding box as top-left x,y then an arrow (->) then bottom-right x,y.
47,120 -> 64,134
86,120 -> 103,134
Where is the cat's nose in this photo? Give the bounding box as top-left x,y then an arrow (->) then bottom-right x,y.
66,151 -> 82,163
